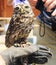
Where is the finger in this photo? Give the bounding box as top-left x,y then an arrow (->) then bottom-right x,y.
44,0 -> 54,8
46,0 -> 56,12
33,0 -> 37,1
52,9 -> 56,16
42,0 -> 46,2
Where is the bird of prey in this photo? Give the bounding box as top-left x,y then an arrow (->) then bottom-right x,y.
5,4 -> 34,47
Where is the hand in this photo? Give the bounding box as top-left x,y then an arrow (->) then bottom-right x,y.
0,44 -> 52,65
42,0 -> 56,16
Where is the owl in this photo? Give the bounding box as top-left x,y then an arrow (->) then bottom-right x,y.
5,4 -> 34,47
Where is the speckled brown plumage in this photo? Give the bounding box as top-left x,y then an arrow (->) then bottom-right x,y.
5,4 -> 34,47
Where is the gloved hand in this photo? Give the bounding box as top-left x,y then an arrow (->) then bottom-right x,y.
0,44 -> 38,65
0,44 -> 52,65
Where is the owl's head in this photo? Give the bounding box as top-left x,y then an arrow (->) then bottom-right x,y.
14,4 -> 31,14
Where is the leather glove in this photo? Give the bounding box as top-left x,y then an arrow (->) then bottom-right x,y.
0,44 -> 38,65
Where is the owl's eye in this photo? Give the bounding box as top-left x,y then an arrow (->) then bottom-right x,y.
15,7 -> 19,10
14,7 -> 20,14
25,6 -> 29,8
